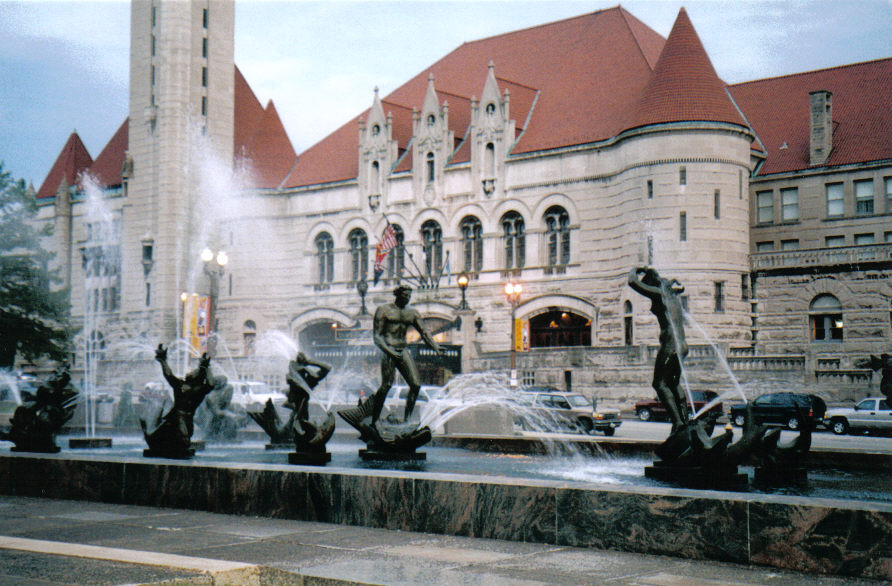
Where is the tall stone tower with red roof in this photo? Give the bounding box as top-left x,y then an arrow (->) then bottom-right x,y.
125,0 -> 235,336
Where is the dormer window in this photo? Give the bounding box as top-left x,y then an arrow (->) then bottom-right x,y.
371,124 -> 380,136
426,152 -> 435,183
427,114 -> 436,127
486,103 -> 496,116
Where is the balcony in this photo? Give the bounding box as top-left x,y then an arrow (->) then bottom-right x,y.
751,243 -> 892,271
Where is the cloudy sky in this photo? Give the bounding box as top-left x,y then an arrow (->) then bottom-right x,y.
1,0 -> 889,187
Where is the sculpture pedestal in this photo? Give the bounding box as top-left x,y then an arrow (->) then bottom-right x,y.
265,442 -> 293,451
754,465 -> 808,485
69,437 -> 113,449
288,450 -> 332,466
11,445 -> 61,454
143,448 -> 195,460
359,448 -> 426,462
645,462 -> 748,489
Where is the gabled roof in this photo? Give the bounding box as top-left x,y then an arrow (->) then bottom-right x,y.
38,66 -> 296,196
624,7 -> 745,132
282,6 -> 666,189
36,132 -> 93,199
88,118 -> 129,188
729,58 -> 892,176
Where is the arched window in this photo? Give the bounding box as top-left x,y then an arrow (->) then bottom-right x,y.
243,320 -> 256,356
544,205 -> 570,270
314,232 -> 333,284
810,294 -> 843,341
88,330 -> 106,361
348,228 -> 368,283
426,152 -> 435,183
298,321 -> 338,349
501,211 -> 525,270
529,310 -> 591,348
624,300 -> 633,346
386,224 -> 405,280
460,215 -> 483,274
484,143 -> 495,177
370,161 -> 380,194
421,220 -> 443,279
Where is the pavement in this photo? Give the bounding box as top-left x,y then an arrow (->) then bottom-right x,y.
0,495 -> 882,585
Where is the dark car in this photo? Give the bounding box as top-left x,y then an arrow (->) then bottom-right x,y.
729,392 -> 826,430
634,390 -> 722,422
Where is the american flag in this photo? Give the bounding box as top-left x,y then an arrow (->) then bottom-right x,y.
373,224 -> 398,284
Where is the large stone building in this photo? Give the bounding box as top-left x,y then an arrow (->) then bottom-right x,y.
35,1 -> 891,404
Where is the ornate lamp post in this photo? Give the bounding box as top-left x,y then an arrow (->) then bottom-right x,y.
457,272 -> 470,310
357,277 -> 369,315
201,247 -> 228,357
504,281 -> 522,387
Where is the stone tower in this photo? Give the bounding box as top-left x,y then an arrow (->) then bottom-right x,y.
125,0 -> 234,338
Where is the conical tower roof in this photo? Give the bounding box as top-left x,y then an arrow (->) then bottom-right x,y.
624,7 -> 745,132
37,132 -> 93,199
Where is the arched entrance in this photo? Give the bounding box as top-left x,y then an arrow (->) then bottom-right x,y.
529,309 -> 591,347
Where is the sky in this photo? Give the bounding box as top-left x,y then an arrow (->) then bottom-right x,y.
1,0 -> 889,188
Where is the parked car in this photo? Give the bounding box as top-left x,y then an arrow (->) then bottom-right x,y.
729,392 -> 827,430
514,389 -> 621,436
0,374 -> 41,426
230,381 -> 287,411
384,385 -> 442,417
824,397 -> 891,436
635,390 -> 722,423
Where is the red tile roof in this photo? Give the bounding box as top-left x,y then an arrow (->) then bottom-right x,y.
87,118 -> 129,188
729,58 -> 892,175
36,132 -> 93,199
282,6 -> 666,189
624,7 -> 745,131
38,66 -> 296,196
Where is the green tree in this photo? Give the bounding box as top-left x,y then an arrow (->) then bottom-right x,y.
0,162 -> 72,368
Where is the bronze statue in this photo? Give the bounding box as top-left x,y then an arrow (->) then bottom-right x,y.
250,352 -> 336,463
195,374 -> 247,442
0,367 -> 77,453
627,267 -> 812,487
628,266 -> 690,431
140,344 -> 215,458
338,285 -> 442,458
855,353 -> 892,402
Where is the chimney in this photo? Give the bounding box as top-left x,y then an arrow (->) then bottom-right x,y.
809,90 -> 832,166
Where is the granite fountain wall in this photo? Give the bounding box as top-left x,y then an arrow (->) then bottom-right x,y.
1,452 -> 889,580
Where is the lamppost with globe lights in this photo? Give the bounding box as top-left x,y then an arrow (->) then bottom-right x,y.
201,247 -> 228,357
457,272 -> 470,310
356,277 -> 369,315
504,281 -> 522,386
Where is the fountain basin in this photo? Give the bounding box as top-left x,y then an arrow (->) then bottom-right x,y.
1,448 -> 888,580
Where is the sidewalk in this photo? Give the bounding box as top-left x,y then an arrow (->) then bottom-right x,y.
0,495 -> 879,585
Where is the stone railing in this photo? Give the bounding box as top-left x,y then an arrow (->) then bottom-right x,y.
751,243 -> 892,271
815,369 -> 873,384
727,355 -> 806,371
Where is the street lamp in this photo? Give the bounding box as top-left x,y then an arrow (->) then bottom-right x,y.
457,272 -> 470,310
201,247 -> 228,357
356,277 -> 369,315
504,281 -> 522,387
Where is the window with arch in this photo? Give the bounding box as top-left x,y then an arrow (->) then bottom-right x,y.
484,143 -> 495,178
426,152 -> 435,183
314,232 -> 333,285
348,228 -> 368,283
370,161 -> 380,194
243,320 -> 256,356
460,216 -> 483,275
421,220 -> 443,279
810,294 -> 843,341
485,102 -> 496,116
88,330 -> 106,361
529,310 -> 591,348
386,224 -> 405,280
501,211 -> 525,271
544,205 -> 570,271
624,300 -> 634,346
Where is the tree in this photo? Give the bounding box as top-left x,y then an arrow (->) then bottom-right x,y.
0,162 -> 72,369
